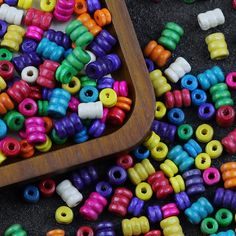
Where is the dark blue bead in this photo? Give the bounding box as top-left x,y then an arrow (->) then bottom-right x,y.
87,0 -> 101,13
167,108 -> 185,125
88,119 -> 106,137
145,58 -> 155,72
181,74 -> 198,91
147,205 -> 162,223
4,0 -> 18,5
198,103 -> 215,121
21,39 -> 38,53
95,222 -> 115,236
96,181 -> 113,198
74,128 -> 89,143
97,76 -> 115,90
175,192 -> 191,210
0,20 -> 8,38
23,185 -> 40,203
42,88 -> 53,100
128,197 -> 144,216
132,145 -> 150,160
214,188 -> 236,211
191,89 -> 207,106
108,166 -> 127,185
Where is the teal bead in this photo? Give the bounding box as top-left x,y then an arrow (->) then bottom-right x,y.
215,208 -> 233,227
177,124 -> 193,141
4,224 -> 27,236
79,86 -> 99,103
0,118 -> 7,139
4,110 -> 25,131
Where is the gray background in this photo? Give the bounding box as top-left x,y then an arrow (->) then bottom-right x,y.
1,0 -> 236,235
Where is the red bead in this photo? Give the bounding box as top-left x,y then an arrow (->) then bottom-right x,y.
1,137 -> 21,157
29,85 -> 42,101
37,60 -> 59,88
221,128 -> 236,154
144,230 -> 162,236
116,154 -> 134,169
39,178 -> 56,197
107,107 -> 126,126
76,226 -> 94,236
148,171 -> 173,199
165,89 -> 191,109
108,187 -> 133,217
0,60 -> 14,80
20,139 -> 35,158
216,105 -> 235,128
233,0 -> 236,9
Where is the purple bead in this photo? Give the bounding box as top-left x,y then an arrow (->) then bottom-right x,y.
198,103 -> 215,121
89,42 -> 106,57
88,119 -> 105,137
4,0 -> 18,5
87,0 -> 101,13
147,205 -> 163,223
42,88 -> 52,100
95,222 -> 115,236
128,197 -> 144,216
97,76 -> 115,90
214,188 -> 236,211
175,192 -> 191,211
145,58 -> 155,72
96,181 -> 113,198
108,166 -> 127,185
21,39 -> 38,53
100,30 -> 117,46
0,20 -> 8,38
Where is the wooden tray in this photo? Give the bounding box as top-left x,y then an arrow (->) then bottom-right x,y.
0,0 -> 155,188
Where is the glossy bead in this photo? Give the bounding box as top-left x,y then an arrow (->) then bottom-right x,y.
79,86 -> 99,103
201,217 -> 218,234
226,71 -> 236,89
26,26 -> 44,41
62,77 -> 81,95
40,0 -> 56,12
132,146 -> 150,160
0,76 -> 6,92
216,105 -> 235,128
0,20 -> 7,39
144,40 -> 171,67
215,208 -> 233,227
51,129 -> 68,145
74,0 -> 87,15
76,226 -> 94,236
203,167 -> 220,186
116,154 -> 134,169
53,0 -> 75,22
17,0 -> 32,9
97,76 -> 115,90
196,124 -> 214,143
155,101 -> 166,120
177,124 -> 193,141
181,74 -> 198,91
19,139 -> 35,158
175,191 -> 191,211
4,224 -> 27,236
23,185 -> 40,203
0,48 -> 12,62
95,222 -> 115,236
195,153 -> 211,170
4,110 -> 25,131
135,182 -> 153,201
143,131 -> 160,150
161,203 -> 179,218
107,106 -> 126,125
198,103 -> 215,121
0,118 -> 7,139
21,39 -> 37,53
108,166 -> 127,185
221,162 -> 236,189
165,57 -> 191,83
0,4 -> 24,25
214,188 -> 236,211
211,231 -> 236,236
151,141 -> 168,161
169,175 -> 185,193
0,151 -> 6,164
35,135 -> 52,152
21,66 -> 38,84
191,89 -> 207,106
160,216 -> 184,236
108,187 -> 132,216
37,100 -> 48,116
144,231 -> 162,236
94,8 -> 112,27
88,119 -> 106,137
1,137 -> 21,157
112,81 -> 128,98
56,179 -> 83,207
128,197 -> 144,216
0,60 -> 14,80
122,216 -> 150,236
39,178 -> 56,197
99,88 -> 117,108
79,192 -> 107,220
95,181 -> 112,198
147,205 -> 162,223
160,160 -> 178,178
78,101 -> 103,119
55,206 -> 73,224
205,140 -> 223,159
221,128 -> 236,154
46,229 -> 65,236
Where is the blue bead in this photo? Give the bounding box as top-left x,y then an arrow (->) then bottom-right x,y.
181,74 -> 198,91
198,103 -> 215,121
191,89 -> 207,106
0,119 -> 7,139
132,145 -> 150,160
23,185 -> 40,203
95,222 -> 115,236
108,166 -> 127,185
175,192 -> 191,211
87,0 -> 101,13
74,128 -> 89,143
128,197 -> 144,216
0,20 -> 8,38
167,108 -> 185,125
4,0 -> 18,5
183,139 -> 202,158
96,181 -> 113,198
145,58 -> 155,72
21,39 -> 38,53
147,205 -> 163,223
79,86 -> 99,103
211,230 -> 236,236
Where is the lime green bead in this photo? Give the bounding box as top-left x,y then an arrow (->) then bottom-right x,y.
0,48 -> 12,61
177,124 -> 193,141
38,100 -> 48,116
4,110 -> 24,131
215,208 -> 233,227
51,129 -> 67,145
4,224 -> 27,236
80,76 -> 97,87
200,217 -> 218,235
56,64 -> 76,84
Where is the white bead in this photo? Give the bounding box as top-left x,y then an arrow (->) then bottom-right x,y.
198,8 -> 225,31
21,66 -> 38,84
80,51 -> 97,74
78,101 -> 103,119
56,180 -> 83,208
164,57 -> 191,83
0,4 -> 23,25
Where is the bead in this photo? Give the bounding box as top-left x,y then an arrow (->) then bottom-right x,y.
195,153 -> 211,170
17,0 -> 32,9
0,20 -> 7,39
78,101 -> 102,120
148,171 -> 173,199
21,39 -> 37,53
198,103 -> 215,121
108,166 -> 127,185
26,26 -> 44,41
214,188 -> 236,211
145,231 -> 161,236
99,88 -> 117,108
211,230 -> 236,236
4,224 -> 27,236
116,154 -> 134,169
132,146 -> 149,160
196,124 -> 214,143
175,191 -> 191,211
1,137 -> 21,157
4,0 -> 18,6
191,89 -> 207,106
94,8 -> 112,27
56,179 -> 83,207
51,129 -> 68,145
0,76 -> 6,92
122,216 -> 150,236
107,107 -> 126,125
150,69 -> 171,97
95,222 -> 115,236
215,208 -> 233,227
0,48 -> 12,61
35,135 -> 52,152
80,75 -> 97,87
160,160 -> 178,178
55,206 -> 73,224
87,0 -> 101,13
40,0 -> 56,12
79,86 -> 98,103
4,110 -> 25,131
128,197 -> 144,216
181,74 -> 198,91
0,60 -> 14,80
95,181 -> 112,198
151,141 -> 168,161
205,140 -> 223,159
0,118 -> 7,139
0,4 -> 24,25
201,217 -> 218,234
147,205 -> 162,223
144,40 -> 171,67
226,72 -> 236,89
39,178 -> 56,197
113,80 -> 128,97
21,66 -> 38,84
19,139 -> 35,158
158,22 -> 184,51
62,77 -> 81,94
97,76 -> 115,90
161,203 -> 179,218
143,131 -> 160,150
74,0 -> 87,15
88,119 -> 106,137
79,192 -> 107,220
54,0 -> 75,22
177,124 -> 193,141
198,8 -> 225,30
160,216 -> 184,236
37,100 -> 48,116
221,128 -> 236,154
76,226 -> 94,236
169,175 -> 185,193
216,105 -> 235,128
197,66 -> 225,90
0,151 -> 6,164
155,101 -> 166,120
221,162 -> 236,189
47,229 -> 65,236
203,167 -> 220,186
108,187 -> 132,216
135,182 -> 153,201
23,185 -> 40,203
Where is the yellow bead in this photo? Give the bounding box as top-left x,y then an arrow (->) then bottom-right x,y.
205,140 -> 223,159
160,216 -> 184,236
195,153 -> 211,170
122,216 -> 150,236
135,182 -> 153,201
128,159 -> 155,185
99,88 -> 117,108
40,0 -> 56,12
160,159 -> 178,177
18,0 -> 32,9
195,124 -> 214,143
155,101 -> 166,120
62,76 -> 81,95
205,33 -> 229,60
35,136 -> 52,152
55,206 -> 73,224
0,151 -> 6,165
150,69 -> 171,97
169,175 -> 185,193
143,131 -> 160,150
0,76 -> 6,91
151,141 -> 168,161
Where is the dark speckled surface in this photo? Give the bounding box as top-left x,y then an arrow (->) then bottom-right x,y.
1,0 -> 236,235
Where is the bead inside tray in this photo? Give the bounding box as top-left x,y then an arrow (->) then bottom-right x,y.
0,0 -> 155,187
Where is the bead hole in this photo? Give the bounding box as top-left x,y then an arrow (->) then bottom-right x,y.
61,212 -> 67,217
28,190 -> 34,196
86,90 -> 93,97
208,173 -> 215,179
113,171 -> 121,179
44,182 -> 52,189
204,107 -> 210,114
156,146 -> 163,152
15,118 -> 21,125
233,76 -> 236,82
201,158 -> 206,164
207,222 -> 213,229
1,64 -> 9,71
76,2 -> 84,9
183,128 -> 188,134
212,145 -> 217,151
221,213 -> 227,219
201,129 -> 207,135
223,109 -> 230,116
1,53 -> 6,58
25,104 -> 32,110
141,188 -> 147,194
27,71 -> 34,77
106,93 -> 110,98
138,146 -> 147,154
69,80 -> 76,88
196,94 -> 201,99
101,185 -> 107,191
173,113 -> 179,118
121,158 -> 128,164
156,106 -> 160,111
82,233 -> 89,236
8,143 -> 15,150
187,80 -> 192,85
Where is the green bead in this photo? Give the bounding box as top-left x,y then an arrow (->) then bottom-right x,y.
64,53 -> 84,71
51,129 -> 67,145
73,47 -> 91,64
215,98 -> 234,109
56,64 -> 76,84
80,76 -> 97,87
210,83 -> 227,95
0,48 -> 12,61
215,208 -> 233,227
75,31 -> 94,48
200,217 -> 218,235
65,19 -> 83,36
177,124 -> 193,141
4,111 -> 24,131
4,224 -> 27,236
70,25 -> 88,42
38,100 -> 48,116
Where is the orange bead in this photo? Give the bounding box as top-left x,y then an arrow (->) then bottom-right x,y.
220,162 -> 236,189
0,92 -> 14,115
20,139 -> 35,158
46,229 -> 65,236
43,117 -> 53,133
116,97 -> 132,112
144,40 -> 171,67
74,0 -> 87,15
94,8 -> 112,27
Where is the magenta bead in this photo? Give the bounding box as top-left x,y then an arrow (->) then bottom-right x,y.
203,167 -> 221,186
226,72 -> 236,90
161,203 -> 179,218
53,0 -> 75,22
19,130 -> 27,139
101,108 -> 109,123
113,81 -> 128,97
18,98 -> 38,117
26,26 -> 44,41
68,96 -> 80,112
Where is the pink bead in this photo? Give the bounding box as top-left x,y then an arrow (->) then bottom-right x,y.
100,108 -> 109,123
19,130 -> 27,139
18,98 -> 38,117
26,26 -> 44,41
58,0 -> 75,8
226,72 -> 236,90
113,81 -> 128,97
203,167 -> 221,186
161,203 -> 179,218
53,0 -> 75,22
68,96 -> 80,112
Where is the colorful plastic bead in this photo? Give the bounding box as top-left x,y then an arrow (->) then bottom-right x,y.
0,4 -> 24,25
53,0 -> 75,22
214,188 -> 236,211
226,71 -> 236,89
78,101 -> 103,119
169,175 -> 185,193
150,141 -> 168,161
116,154 -> 134,170
1,137 -> 21,157
160,216 -> 184,236
94,8 -> 112,27
215,208 -> 233,227
160,159 -> 178,177
95,222 -> 115,236
183,139 -> 202,158
147,205 -> 162,223
221,162 -> 236,189
19,139 -> 35,158
4,110 -> 24,131
108,166 -> 127,185
128,197 -> 144,217
0,48 -> 12,61
74,0 -> 87,15
196,124 -> 214,143
205,140 -> 223,159
195,153 -> 211,170
76,226 -> 94,236
203,167 -> 221,186
161,203 -> 179,219
4,224 -> 27,236
23,185 -> 40,203
135,182 -> 153,201
0,76 -> 6,92
221,128 -> 236,154
144,231 -> 161,236
40,0 -> 56,12
211,230 -> 236,236
55,206 -> 73,224
46,229 -> 65,236
191,89 -> 207,106
25,26 -> 44,41
35,135 -> 52,152
167,108 -> 185,125
198,103 -> 215,121
216,105 -> 235,128
175,191 -> 191,211
181,74 -> 198,91
39,178 -> 56,197
143,131 -> 160,151
95,181 -> 112,198
201,217 -> 218,235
